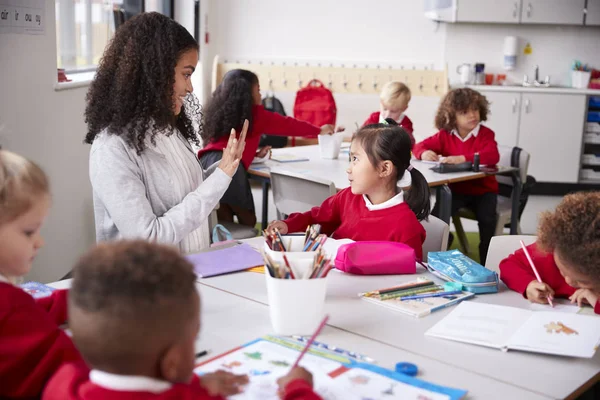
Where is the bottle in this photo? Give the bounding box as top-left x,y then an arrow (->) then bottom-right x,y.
473,152 -> 480,172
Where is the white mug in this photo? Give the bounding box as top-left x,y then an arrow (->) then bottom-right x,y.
456,63 -> 474,85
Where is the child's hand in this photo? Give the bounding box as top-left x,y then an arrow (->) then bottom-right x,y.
319,124 -> 335,135
277,367 -> 313,398
256,146 -> 272,159
440,155 -> 467,164
569,288 -> 599,307
525,281 -> 555,304
266,221 -> 288,235
201,370 -> 249,397
421,150 -> 439,162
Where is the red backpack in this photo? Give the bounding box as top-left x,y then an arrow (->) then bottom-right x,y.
293,80 -> 337,127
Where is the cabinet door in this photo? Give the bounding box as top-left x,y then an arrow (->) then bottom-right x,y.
478,91 -> 520,148
518,93 -> 586,183
457,0 -> 521,23
521,0 -> 585,24
586,0 -> 600,25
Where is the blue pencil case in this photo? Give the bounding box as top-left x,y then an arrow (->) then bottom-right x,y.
425,250 -> 499,294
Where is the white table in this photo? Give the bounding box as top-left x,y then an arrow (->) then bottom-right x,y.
248,145 -> 521,234
195,242 -> 600,400
48,279 -> 552,399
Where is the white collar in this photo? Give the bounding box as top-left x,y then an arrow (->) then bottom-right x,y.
363,192 -> 404,211
90,370 -> 173,394
379,113 -> 405,125
0,273 -> 10,284
450,123 -> 480,142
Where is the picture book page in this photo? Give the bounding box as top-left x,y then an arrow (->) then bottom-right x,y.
507,312 -> 600,358
195,339 -> 458,400
425,302 -> 531,348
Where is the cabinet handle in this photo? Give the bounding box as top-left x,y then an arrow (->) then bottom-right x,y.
513,2 -> 518,18
512,98 -> 517,113
526,3 -> 532,18
525,99 -> 530,113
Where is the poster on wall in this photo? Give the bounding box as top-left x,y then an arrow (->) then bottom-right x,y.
0,0 -> 45,35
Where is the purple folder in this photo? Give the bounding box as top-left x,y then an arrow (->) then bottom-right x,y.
186,242 -> 264,278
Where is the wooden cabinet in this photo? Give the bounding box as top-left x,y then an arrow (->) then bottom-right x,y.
520,0 -> 585,25
517,93 -> 586,183
478,91 -> 520,148
586,0 -> 600,25
456,0 -> 521,23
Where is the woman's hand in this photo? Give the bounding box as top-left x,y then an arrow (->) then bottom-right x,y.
218,119 -> 248,177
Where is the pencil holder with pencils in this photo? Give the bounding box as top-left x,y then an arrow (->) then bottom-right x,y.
263,225 -> 328,266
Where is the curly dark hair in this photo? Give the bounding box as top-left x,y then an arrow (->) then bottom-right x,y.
201,69 -> 258,143
537,191 -> 600,278
84,12 -> 200,154
435,88 -> 489,131
70,240 -> 198,371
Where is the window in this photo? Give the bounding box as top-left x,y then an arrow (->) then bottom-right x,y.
56,1 -> 173,74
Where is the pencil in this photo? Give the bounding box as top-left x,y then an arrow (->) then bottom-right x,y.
290,315 -> 329,369
400,290 -> 463,301
282,254 -> 296,279
520,240 -> 554,307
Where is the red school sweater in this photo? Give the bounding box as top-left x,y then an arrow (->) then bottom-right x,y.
362,112 -> 415,147
412,125 -> 500,195
0,283 -> 82,399
284,188 -> 426,260
198,105 -> 321,170
499,242 -> 600,314
42,362 -> 323,400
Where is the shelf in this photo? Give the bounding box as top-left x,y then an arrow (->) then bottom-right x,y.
579,179 -> 600,185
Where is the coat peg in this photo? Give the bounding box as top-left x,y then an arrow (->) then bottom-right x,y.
357,74 -> 363,90
434,77 -> 440,92
282,72 -> 287,87
373,76 -> 378,90
327,74 -> 333,89
419,76 -> 424,91
297,73 -> 303,88
342,74 -> 348,89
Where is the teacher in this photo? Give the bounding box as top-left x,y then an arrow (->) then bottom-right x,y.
84,12 -> 246,253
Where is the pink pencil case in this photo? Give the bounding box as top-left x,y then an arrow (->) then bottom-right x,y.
334,241 -> 416,275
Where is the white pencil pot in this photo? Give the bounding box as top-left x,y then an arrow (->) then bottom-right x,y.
318,134 -> 343,159
264,236 -> 318,266
265,270 -> 328,336
571,71 -> 591,89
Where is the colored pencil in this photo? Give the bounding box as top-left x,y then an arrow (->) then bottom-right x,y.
282,254 -> 296,279
290,315 -> 329,369
379,286 -> 443,300
520,240 -> 554,307
400,290 -> 463,301
359,280 -> 435,297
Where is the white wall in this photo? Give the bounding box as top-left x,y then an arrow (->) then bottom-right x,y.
0,0 -> 95,283
209,0 -> 447,141
445,24 -> 600,86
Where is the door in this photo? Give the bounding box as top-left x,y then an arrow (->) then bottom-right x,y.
478,91 -> 521,148
457,0 -> 521,23
517,93 -> 586,183
521,0 -> 585,25
586,0 -> 600,25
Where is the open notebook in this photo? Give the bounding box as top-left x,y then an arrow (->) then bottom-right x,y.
426,302 -> 600,358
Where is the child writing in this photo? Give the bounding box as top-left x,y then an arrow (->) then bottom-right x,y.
268,120 -> 430,260
362,81 -> 415,147
0,150 -> 81,398
199,69 -> 340,228
43,240 -> 323,400
500,192 -> 600,313
413,88 -> 499,264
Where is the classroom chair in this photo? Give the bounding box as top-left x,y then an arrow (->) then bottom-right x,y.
453,146 -> 531,255
420,216 -> 449,262
209,207 -> 257,242
485,235 -> 537,274
270,168 -> 336,220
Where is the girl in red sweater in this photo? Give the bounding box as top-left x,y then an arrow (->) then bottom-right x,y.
199,69 -> 338,227
0,150 -> 81,398
500,192 -> 600,313
268,120 -> 431,260
43,240 -> 322,400
413,88 -> 499,264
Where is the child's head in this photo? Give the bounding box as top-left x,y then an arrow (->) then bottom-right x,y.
85,12 -> 200,154
379,82 -> 411,121
0,150 -> 50,280
349,120 -> 430,220
435,88 -> 489,133
537,191 -> 600,292
69,240 -> 199,382
201,69 -> 259,144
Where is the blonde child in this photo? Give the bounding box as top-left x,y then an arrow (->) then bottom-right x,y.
413,88 -> 499,264
268,120 -> 430,260
500,192 -> 600,313
0,150 -> 81,398
362,81 -> 415,147
43,240 -> 323,400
